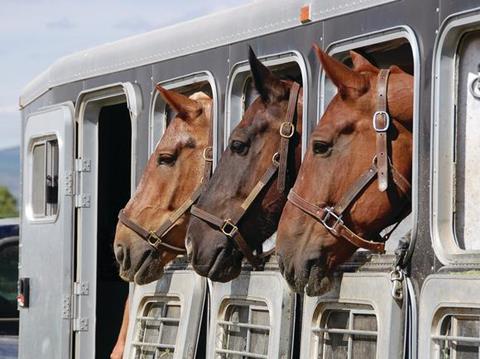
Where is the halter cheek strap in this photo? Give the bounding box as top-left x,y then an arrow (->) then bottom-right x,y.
374,69 -> 391,192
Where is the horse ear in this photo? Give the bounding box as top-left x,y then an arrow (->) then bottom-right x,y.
313,43 -> 369,98
349,51 -> 378,73
248,46 -> 287,103
156,85 -> 202,120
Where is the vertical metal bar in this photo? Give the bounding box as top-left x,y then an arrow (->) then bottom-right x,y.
347,311 -> 353,359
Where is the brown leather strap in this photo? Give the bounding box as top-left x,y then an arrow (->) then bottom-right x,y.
287,190 -> 385,253
374,69 -> 391,192
118,210 -> 187,254
190,160 -> 280,269
190,206 -> 263,268
203,105 -> 214,181
277,82 -> 300,193
334,163 -> 378,215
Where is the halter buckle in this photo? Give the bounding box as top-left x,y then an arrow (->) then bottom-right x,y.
203,146 -> 213,162
147,231 -> 162,247
272,152 -> 280,166
373,111 -> 390,132
221,219 -> 238,237
279,122 -> 295,138
321,207 -> 344,234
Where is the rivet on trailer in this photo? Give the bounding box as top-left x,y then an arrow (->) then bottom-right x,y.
16,1 -> 480,358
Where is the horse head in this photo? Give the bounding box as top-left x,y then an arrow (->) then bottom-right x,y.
114,88 -> 212,284
276,45 -> 413,295
186,48 -> 303,282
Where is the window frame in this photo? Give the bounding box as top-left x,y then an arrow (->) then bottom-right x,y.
149,71 -> 218,162
319,26 -> 420,257
216,299 -> 271,358
130,295 -> 182,358
312,303 -> 378,359
431,10 -> 480,265
301,272 -> 405,358
225,51 -> 309,156
419,274 -> 480,358
27,135 -> 60,222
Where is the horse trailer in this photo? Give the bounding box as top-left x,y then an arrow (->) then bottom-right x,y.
17,0 -> 480,358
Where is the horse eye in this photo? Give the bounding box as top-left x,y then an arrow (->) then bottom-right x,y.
230,140 -> 249,155
312,141 -> 332,156
157,154 -> 176,166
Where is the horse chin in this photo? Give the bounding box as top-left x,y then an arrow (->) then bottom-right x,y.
280,258 -> 332,296
305,270 -> 334,296
206,248 -> 242,282
133,254 -> 165,285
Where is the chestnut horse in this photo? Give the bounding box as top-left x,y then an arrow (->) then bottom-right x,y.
276,45 -> 413,296
114,88 -> 212,284
186,48 -> 303,282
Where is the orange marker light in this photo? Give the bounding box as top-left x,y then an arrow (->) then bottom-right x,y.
300,4 -> 311,24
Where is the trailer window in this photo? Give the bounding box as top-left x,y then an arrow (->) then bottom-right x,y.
227,52 -> 307,154
130,297 -> 181,359
432,310 -> 480,358
150,72 -> 215,156
216,300 -> 270,358
312,306 -> 378,358
433,18 -> 480,263
452,31 -> 480,251
31,138 -> 58,217
323,34 -> 415,253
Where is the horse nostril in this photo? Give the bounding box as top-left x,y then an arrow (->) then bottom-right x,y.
114,244 -> 130,270
114,244 -> 124,262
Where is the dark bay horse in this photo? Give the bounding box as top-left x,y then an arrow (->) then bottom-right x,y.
114,88 -> 212,284
276,45 -> 413,296
186,48 -> 303,282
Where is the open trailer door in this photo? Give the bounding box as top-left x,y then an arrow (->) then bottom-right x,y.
18,103 -> 75,359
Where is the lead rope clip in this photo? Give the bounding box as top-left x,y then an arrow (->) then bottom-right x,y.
389,267 -> 404,301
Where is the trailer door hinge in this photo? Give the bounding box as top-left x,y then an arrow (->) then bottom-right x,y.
75,158 -> 91,172
73,317 -> 89,332
74,281 -> 89,295
75,194 -> 91,208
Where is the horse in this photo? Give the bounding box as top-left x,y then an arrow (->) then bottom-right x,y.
186,48 -> 303,282
276,45 -> 413,296
113,87 -> 212,285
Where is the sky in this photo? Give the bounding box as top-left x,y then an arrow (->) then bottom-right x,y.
0,0 -> 253,150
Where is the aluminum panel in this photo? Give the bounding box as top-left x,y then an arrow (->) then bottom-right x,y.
19,103 -> 75,359
300,273 -> 404,359
123,261 -> 207,359
20,0 -> 399,107
418,274 -> 480,358
207,261 -> 296,359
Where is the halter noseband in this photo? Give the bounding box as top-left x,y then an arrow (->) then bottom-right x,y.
118,114 -> 214,255
288,69 -> 411,253
190,82 -> 301,269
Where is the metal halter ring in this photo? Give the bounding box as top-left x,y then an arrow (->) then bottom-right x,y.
279,122 -> 295,138
147,231 -> 162,247
272,152 -> 280,166
372,111 -> 390,132
203,146 -> 213,161
221,219 -> 238,237
320,207 -> 344,234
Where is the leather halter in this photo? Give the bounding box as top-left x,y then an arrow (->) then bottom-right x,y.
118,110 -> 214,255
190,82 -> 301,269
288,70 -> 411,253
